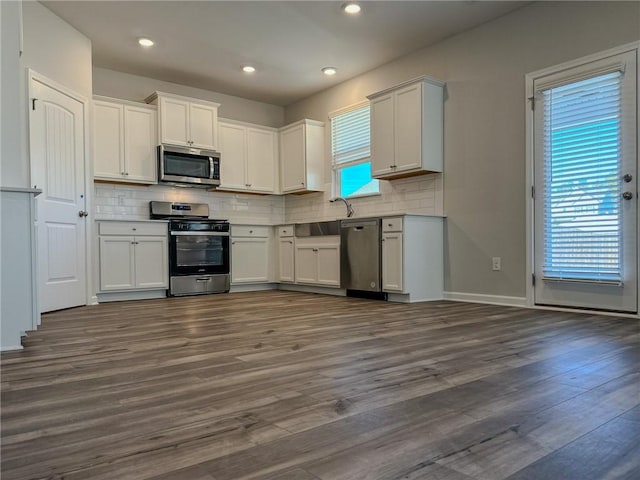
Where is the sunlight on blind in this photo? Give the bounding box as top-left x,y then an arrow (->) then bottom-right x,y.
542,71 -> 623,283
331,105 -> 370,165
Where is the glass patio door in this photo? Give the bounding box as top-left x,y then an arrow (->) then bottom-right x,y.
533,50 -> 637,313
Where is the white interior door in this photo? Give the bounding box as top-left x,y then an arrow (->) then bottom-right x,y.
533,51 -> 637,313
30,77 -> 87,312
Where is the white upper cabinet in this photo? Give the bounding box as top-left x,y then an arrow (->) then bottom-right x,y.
279,119 -> 325,194
93,97 -> 157,184
146,92 -> 219,150
218,119 -> 277,194
368,76 -> 444,179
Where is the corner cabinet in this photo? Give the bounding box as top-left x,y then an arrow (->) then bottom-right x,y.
280,119 -> 325,194
231,226 -> 273,284
368,76 -> 444,179
98,221 -> 168,292
218,119 -> 278,194
381,216 -> 443,302
145,92 -> 219,150
93,97 -> 157,184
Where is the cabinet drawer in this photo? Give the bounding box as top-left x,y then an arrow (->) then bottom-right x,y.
232,225 -> 270,238
278,225 -> 294,237
99,222 -> 168,236
382,217 -> 403,232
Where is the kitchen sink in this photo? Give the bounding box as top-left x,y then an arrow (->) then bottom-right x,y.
294,220 -> 341,237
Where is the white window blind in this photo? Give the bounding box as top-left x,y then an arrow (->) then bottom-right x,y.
540,71 -> 623,283
331,104 -> 370,165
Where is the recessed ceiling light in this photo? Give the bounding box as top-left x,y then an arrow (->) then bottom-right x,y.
242,65 -> 256,74
322,67 -> 337,76
138,38 -> 154,47
342,2 -> 361,15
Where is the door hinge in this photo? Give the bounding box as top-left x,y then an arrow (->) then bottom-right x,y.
531,185 -> 535,199
528,96 -> 535,111
32,98 -> 37,110
532,274 -> 536,286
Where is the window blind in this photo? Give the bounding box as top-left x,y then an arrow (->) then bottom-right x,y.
331,104 -> 370,165
541,71 -> 623,283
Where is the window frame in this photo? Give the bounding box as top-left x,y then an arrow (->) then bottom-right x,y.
329,101 -> 380,199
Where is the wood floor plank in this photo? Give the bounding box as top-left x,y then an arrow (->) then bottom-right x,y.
1,291 -> 638,480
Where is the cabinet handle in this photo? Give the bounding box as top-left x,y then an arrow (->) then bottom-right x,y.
125,172 -> 129,176
130,241 -> 135,245
287,241 -> 293,244
313,248 -> 318,252
249,230 -> 253,234
382,238 -> 385,242
132,228 -> 137,231
121,171 -> 126,175
232,241 -> 236,245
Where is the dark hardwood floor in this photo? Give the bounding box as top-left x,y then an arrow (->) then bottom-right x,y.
1,291 -> 639,480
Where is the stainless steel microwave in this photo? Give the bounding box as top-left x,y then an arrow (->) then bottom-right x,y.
158,145 -> 220,187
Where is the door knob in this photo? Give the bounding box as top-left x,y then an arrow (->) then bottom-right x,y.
78,210 -> 89,217
622,191 -> 633,200
623,174 -> 633,183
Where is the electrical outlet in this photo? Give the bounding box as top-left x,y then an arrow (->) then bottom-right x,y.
492,257 -> 501,271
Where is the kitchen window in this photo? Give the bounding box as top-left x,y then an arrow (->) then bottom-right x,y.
331,102 -> 379,198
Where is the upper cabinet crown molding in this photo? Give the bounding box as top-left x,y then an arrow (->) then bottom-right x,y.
367,76 -> 444,179
145,91 -> 220,151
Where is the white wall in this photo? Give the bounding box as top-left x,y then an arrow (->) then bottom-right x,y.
284,1 -> 640,299
93,67 -> 285,128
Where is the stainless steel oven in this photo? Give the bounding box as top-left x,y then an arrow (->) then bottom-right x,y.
150,201 -> 230,296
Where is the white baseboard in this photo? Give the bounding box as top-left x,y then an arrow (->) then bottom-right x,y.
443,291 -> 528,307
1,344 -> 24,352
230,283 -> 279,293
279,284 -> 346,297
96,290 -> 167,303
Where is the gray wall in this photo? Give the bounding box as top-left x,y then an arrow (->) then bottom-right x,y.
93,67 -> 285,128
285,1 -> 640,299
1,1 -> 23,187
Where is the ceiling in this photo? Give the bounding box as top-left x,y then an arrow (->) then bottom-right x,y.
42,1 -> 527,106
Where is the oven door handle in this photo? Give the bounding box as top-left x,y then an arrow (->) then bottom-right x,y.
170,231 -> 229,236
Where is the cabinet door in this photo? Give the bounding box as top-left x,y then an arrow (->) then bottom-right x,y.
280,124 -> 306,192
231,238 -> 270,283
219,122 -> 247,190
316,245 -> 340,286
278,238 -> 295,283
189,102 -> 218,150
247,127 -> 276,193
394,83 -> 423,172
134,236 -> 168,289
93,101 -> 124,179
370,94 -> 395,177
294,245 -> 317,284
99,236 -> 135,291
382,232 -> 403,292
124,106 -> 157,183
159,97 -> 190,147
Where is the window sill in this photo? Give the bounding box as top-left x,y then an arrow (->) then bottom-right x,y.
343,192 -> 382,201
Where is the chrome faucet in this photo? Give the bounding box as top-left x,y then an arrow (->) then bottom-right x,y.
330,197 -> 355,218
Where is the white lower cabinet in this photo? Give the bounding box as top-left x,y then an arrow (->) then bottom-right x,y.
98,222 -> 168,292
277,225 -> 295,283
231,226 -> 273,284
382,231 -> 404,291
294,237 -> 340,287
381,216 -> 443,301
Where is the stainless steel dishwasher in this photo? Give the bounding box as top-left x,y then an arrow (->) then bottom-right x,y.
340,218 -> 383,296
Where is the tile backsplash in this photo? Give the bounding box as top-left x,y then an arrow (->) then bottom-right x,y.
285,174 -> 444,223
94,174 -> 442,226
94,184 -> 285,225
